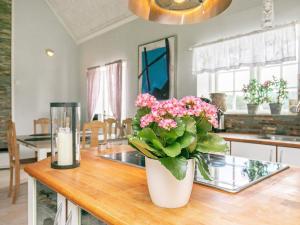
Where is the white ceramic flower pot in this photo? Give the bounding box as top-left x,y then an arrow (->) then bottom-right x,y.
145,157 -> 195,208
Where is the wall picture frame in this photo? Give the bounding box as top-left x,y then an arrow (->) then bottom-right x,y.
138,35 -> 177,100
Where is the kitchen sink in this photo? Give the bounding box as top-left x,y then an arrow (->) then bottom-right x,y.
257,134 -> 300,142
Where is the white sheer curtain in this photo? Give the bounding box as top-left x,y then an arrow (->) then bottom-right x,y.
92,62 -> 124,121
96,67 -> 112,119
87,67 -> 100,121
107,61 -> 123,123
193,24 -> 297,74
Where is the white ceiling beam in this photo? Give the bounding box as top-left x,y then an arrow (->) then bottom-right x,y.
77,15 -> 137,45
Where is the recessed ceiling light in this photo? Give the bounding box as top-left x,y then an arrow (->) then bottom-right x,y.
45,49 -> 55,57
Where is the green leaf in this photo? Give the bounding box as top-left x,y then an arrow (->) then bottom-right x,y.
162,142 -> 182,157
182,117 -> 197,134
139,128 -> 157,141
197,156 -> 212,181
196,118 -> 212,135
174,118 -> 186,137
152,139 -> 164,150
180,149 -> 190,159
177,132 -> 196,149
196,133 -> 228,153
138,128 -> 164,150
132,108 -> 151,133
128,136 -> 159,159
159,157 -> 188,180
156,127 -> 179,144
187,138 -> 197,153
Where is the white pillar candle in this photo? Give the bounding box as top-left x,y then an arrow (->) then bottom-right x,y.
57,128 -> 73,166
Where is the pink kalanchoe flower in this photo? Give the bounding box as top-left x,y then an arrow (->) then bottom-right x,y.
151,101 -> 167,118
158,119 -> 177,131
135,94 -> 157,108
140,114 -> 155,128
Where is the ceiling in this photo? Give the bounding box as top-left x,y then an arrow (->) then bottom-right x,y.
45,0 -> 263,44
45,0 -> 134,43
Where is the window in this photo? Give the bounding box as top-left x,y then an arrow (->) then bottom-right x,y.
197,61 -> 298,113
194,23 -> 298,114
93,61 -> 127,120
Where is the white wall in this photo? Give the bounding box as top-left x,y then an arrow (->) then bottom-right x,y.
79,0 -> 300,121
13,0 -> 80,135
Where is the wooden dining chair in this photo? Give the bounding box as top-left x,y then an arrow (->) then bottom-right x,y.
7,120 -> 35,204
33,118 -> 50,134
104,118 -> 119,137
122,118 -> 133,136
82,121 -> 107,148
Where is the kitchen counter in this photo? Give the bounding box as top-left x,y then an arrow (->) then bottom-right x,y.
24,145 -> 300,225
219,132 -> 300,148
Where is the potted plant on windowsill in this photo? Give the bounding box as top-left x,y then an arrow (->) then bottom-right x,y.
128,94 -> 228,208
265,77 -> 288,115
242,79 -> 265,115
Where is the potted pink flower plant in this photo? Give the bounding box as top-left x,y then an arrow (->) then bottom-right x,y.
128,94 -> 228,208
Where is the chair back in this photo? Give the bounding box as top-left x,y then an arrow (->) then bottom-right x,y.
104,118 -> 118,137
82,121 -> 107,148
7,120 -> 19,163
122,118 -> 133,136
34,118 -> 50,134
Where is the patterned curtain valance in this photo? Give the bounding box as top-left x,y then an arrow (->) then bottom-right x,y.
192,24 -> 297,74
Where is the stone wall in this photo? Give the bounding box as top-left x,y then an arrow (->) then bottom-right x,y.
0,0 -> 11,149
225,114 -> 300,136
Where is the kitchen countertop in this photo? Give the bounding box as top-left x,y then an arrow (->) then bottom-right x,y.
218,132 -> 300,148
25,145 -> 300,225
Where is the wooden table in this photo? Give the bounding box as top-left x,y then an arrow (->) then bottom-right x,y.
25,145 -> 300,225
17,134 -> 127,161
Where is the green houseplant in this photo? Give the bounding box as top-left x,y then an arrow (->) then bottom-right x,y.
128,94 -> 227,208
265,77 -> 288,115
242,79 -> 266,115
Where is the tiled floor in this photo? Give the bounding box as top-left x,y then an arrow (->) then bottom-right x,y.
0,169 -> 27,225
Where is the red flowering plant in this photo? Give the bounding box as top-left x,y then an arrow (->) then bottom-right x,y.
128,94 -> 228,180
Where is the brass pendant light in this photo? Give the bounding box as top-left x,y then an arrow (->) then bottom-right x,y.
128,0 -> 232,25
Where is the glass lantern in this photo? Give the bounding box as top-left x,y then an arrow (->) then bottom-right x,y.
50,103 -> 81,169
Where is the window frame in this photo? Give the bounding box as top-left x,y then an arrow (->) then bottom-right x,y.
197,61 -> 299,114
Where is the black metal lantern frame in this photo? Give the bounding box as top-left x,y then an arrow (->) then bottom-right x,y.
50,102 -> 80,169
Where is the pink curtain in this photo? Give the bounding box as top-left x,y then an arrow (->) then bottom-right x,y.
87,68 -> 100,121
107,62 -> 123,122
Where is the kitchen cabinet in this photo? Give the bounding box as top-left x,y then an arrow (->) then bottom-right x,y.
278,147 -> 300,167
226,141 -> 231,155
231,142 -> 276,162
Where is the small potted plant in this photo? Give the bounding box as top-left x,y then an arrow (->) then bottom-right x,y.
242,79 -> 264,115
129,94 -> 227,208
266,77 -> 288,115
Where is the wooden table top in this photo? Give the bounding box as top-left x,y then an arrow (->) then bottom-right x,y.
24,145 -> 300,225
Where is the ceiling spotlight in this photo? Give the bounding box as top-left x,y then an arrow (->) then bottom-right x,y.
45,49 -> 55,57
128,0 -> 232,25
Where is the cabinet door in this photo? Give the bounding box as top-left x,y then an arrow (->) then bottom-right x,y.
231,142 -> 276,162
278,147 -> 300,166
36,180 -> 66,225
226,141 -> 231,155
67,201 -> 106,225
